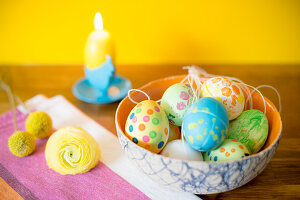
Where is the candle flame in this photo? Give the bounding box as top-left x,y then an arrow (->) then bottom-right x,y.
94,12 -> 103,31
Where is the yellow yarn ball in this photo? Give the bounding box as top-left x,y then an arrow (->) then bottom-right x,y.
45,126 -> 101,175
26,111 -> 52,139
8,131 -> 36,157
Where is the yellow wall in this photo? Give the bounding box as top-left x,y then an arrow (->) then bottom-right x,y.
0,0 -> 299,65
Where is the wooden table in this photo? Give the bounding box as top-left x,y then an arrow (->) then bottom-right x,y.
0,65 -> 299,200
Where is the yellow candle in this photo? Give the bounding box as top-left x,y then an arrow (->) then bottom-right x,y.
84,12 -> 114,69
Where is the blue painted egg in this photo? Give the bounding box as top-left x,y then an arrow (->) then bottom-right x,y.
182,97 -> 229,151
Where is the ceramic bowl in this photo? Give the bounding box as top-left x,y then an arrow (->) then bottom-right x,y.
115,75 -> 282,194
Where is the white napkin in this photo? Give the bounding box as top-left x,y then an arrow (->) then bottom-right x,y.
23,95 -> 200,200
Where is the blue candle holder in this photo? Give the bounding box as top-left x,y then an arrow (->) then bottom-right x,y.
72,55 -> 132,104
84,55 -> 115,93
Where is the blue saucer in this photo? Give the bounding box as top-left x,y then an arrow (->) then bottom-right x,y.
72,75 -> 132,104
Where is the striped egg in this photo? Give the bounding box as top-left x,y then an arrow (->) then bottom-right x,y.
125,100 -> 169,153
201,77 -> 245,120
182,97 -> 229,151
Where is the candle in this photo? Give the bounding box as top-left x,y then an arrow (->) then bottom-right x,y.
84,12 -> 115,69
73,12 -> 130,102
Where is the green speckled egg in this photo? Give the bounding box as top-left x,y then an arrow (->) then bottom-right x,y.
204,139 -> 250,162
161,83 -> 195,126
228,109 -> 269,154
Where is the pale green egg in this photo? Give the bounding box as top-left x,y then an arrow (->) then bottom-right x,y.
161,83 -> 195,126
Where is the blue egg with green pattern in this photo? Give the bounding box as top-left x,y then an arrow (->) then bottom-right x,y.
182,97 -> 229,151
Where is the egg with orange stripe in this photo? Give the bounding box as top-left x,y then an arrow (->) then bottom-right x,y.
125,100 -> 169,153
167,124 -> 181,143
204,139 -> 250,162
201,77 -> 245,120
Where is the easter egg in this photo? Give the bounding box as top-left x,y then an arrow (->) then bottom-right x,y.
161,140 -> 203,161
167,124 -> 181,143
204,139 -> 250,162
182,97 -> 229,151
125,100 -> 169,153
228,109 -> 269,154
161,83 -> 195,126
201,77 -> 245,120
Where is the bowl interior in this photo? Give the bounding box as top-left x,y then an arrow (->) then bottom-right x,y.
116,75 -> 282,153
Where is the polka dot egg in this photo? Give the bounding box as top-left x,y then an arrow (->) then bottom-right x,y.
201,77 -> 245,120
161,83 -> 195,126
125,100 -> 169,153
182,97 -> 229,151
204,139 -> 250,162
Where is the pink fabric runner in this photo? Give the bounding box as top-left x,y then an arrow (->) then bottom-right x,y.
0,110 -> 149,200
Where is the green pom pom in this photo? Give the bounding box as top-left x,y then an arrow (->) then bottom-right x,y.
26,111 -> 53,139
8,131 -> 36,157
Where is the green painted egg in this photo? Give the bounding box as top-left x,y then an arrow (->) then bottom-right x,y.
204,139 -> 250,162
228,109 -> 269,154
161,83 -> 195,126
